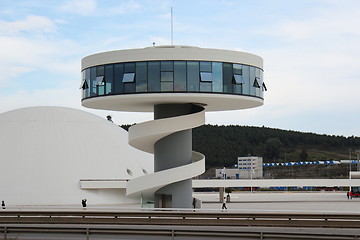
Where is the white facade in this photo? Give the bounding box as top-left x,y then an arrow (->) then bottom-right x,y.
216,157 -> 263,179
0,106 -> 153,206
80,45 -> 265,208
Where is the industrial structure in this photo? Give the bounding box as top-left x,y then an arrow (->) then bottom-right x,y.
81,45 -> 266,208
216,156 -> 263,179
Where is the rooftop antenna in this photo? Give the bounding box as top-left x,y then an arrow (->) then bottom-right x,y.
171,7 -> 173,45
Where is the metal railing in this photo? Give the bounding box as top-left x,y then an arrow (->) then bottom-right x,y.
1,210 -> 360,239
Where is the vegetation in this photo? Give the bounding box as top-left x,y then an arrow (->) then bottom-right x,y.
121,124 -> 360,170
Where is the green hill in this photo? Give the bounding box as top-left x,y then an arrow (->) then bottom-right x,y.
121,124 -> 360,170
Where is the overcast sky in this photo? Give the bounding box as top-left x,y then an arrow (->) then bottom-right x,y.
1,0 -> 359,137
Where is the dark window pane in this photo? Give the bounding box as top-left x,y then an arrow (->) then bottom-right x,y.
124,83 -> 135,93
114,63 -> 124,93
105,64 -> 113,94
96,66 -> 104,76
222,63 -> 232,93
161,61 -> 173,71
161,82 -> 173,91
212,62 -> 223,92
233,84 -> 242,94
90,67 -> 96,96
80,79 -> 88,89
249,66 -> 256,95
124,62 -> 135,73
95,76 -> 104,86
136,62 -> 147,92
98,85 -> 104,95
260,70 -> 265,98
262,82 -> 267,91
233,74 -> 244,84
123,73 -> 135,82
233,64 -> 242,75
161,71 -> 173,82
85,68 -> 90,97
242,65 -> 250,95
200,72 -> 212,82
148,61 -> 160,91
187,61 -> 199,91
174,61 -> 186,91
200,82 -> 212,92
200,61 -> 212,72
253,77 -> 260,88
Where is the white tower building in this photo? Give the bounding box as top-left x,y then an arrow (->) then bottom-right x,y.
81,45 -> 266,208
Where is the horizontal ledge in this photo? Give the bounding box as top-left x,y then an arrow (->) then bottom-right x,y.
80,179 -> 128,189
192,179 -> 360,188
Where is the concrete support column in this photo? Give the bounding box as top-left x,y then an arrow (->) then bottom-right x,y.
153,104 -> 194,208
219,187 -> 225,202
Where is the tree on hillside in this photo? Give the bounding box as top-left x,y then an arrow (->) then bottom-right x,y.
300,148 -> 308,161
264,138 -> 282,160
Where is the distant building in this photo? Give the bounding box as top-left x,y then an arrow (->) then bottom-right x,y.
216,156 -> 263,179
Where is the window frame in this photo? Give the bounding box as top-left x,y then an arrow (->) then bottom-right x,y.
233,74 -> 245,85
200,72 -> 213,82
122,73 -> 135,83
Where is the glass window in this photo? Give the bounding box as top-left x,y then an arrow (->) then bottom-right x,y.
200,82 -> 212,92
148,61 -> 160,91
187,61 -> 199,91
105,64 -> 113,94
255,68 -> 261,97
161,61 -> 173,71
161,82 -> 173,91
253,77 -> 260,88
222,63 -> 232,93
123,73 -> 135,83
114,63 -> 124,93
124,83 -> 135,93
136,62 -> 147,92
80,79 -> 89,89
200,61 -> 212,72
84,68 -> 90,98
212,62 -> 223,92
174,61 -> 186,91
260,70 -> 265,98
262,82 -> 267,91
97,66 -> 104,76
95,76 -> 104,86
233,64 -> 242,75
233,74 -> 244,84
124,62 -> 135,73
249,66 -> 256,96
242,65 -> 250,95
161,71 -> 173,82
90,67 -> 96,97
200,72 -> 212,82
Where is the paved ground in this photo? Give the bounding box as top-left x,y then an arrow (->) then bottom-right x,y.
194,191 -> 358,213
2,191 -> 357,213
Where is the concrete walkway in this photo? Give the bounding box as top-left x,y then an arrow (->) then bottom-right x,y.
195,191 -> 358,213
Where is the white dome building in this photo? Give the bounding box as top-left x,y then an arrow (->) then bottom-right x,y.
0,106 -> 153,206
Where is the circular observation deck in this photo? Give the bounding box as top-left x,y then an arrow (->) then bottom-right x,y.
80,45 -> 266,112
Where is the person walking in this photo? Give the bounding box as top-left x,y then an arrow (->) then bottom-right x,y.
81,199 -> 87,209
222,196 -> 227,210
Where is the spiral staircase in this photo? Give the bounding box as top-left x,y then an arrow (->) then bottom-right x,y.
126,104 -> 206,208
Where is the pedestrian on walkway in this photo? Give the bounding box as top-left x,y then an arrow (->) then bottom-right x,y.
192,198 -> 196,209
82,199 -> 87,209
222,196 -> 227,210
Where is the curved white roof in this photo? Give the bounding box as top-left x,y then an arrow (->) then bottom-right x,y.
81,45 -> 263,70
0,106 -> 153,206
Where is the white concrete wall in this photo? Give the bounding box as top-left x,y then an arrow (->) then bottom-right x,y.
0,106 -> 153,206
